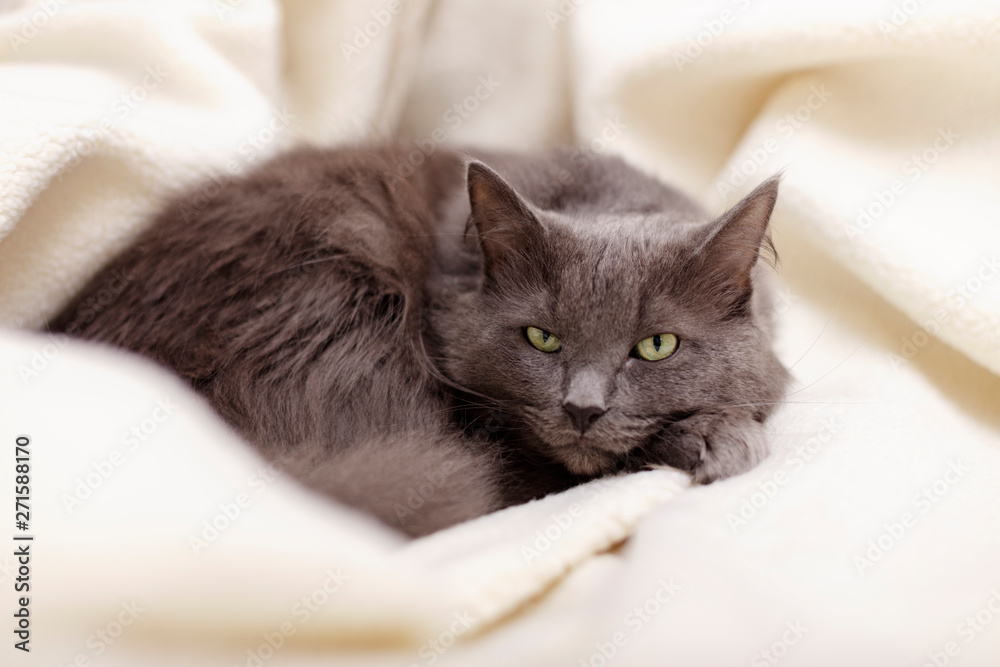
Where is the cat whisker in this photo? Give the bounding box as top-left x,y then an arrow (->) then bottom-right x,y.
783,341 -> 866,399
269,254 -> 348,277
715,399 -> 888,410
414,328 -> 497,405
785,284 -> 848,372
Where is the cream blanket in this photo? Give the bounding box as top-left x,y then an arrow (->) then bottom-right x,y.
2,0 -> 1000,665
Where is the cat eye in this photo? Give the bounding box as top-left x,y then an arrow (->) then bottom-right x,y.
525,326 -> 561,353
633,333 -> 679,361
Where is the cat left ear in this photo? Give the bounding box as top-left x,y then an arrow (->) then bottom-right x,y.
466,160 -> 544,276
694,176 -> 779,302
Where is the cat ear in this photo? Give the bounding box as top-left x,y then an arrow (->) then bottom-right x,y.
693,176 -> 779,306
466,161 -> 544,276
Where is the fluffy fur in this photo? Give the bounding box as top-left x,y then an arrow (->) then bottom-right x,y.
53,144 -> 789,536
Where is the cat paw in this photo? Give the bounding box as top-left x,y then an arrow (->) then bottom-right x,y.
644,410 -> 769,484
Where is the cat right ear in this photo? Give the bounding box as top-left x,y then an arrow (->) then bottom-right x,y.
688,176 -> 779,311
466,161 -> 544,277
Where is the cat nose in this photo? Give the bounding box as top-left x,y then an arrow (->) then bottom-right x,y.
563,401 -> 605,434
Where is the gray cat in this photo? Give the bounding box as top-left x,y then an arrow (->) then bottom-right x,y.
53,145 -> 789,536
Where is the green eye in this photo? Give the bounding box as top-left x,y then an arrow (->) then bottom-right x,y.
634,333 -> 679,361
525,326 -> 561,353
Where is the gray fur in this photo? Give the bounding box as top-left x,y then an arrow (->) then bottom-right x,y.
53,144 -> 789,536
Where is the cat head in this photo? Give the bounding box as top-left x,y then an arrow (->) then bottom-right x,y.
434,157 -> 787,476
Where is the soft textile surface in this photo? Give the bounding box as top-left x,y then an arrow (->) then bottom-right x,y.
2,0 -> 1000,665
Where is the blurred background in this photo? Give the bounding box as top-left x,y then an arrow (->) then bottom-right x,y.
2,1 -> 1000,665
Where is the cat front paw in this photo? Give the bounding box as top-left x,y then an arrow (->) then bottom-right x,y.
643,410 -> 769,484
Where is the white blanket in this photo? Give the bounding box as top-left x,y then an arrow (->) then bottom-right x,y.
2,0 -> 1000,665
